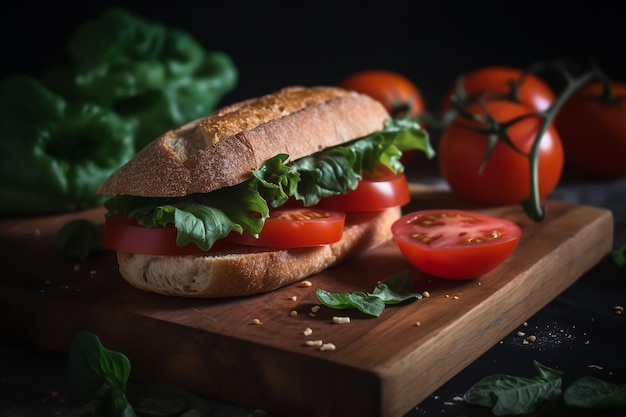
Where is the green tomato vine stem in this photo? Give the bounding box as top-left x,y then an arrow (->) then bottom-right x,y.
522,61 -> 605,221
442,60 -> 609,222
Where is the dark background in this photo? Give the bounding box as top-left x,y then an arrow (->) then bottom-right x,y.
2,3 -> 626,417
2,1 -> 624,111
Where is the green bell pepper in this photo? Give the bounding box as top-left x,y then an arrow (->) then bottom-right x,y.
1,8 -> 238,215
0,76 -> 136,215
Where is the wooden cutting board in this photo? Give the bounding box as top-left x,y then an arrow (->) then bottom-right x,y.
0,185 -> 614,417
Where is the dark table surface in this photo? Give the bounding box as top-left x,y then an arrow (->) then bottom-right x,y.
1,2 -> 625,416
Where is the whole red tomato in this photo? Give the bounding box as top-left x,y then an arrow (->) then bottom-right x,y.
554,81 -> 626,179
438,100 -> 564,206
439,66 -> 555,114
339,69 -> 425,118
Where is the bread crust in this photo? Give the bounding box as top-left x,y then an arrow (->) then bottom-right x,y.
98,86 -> 390,197
115,206 -> 401,298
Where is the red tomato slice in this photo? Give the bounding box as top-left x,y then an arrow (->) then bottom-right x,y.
225,207 -> 346,247
102,215 -> 235,256
316,169 -> 410,212
391,209 -> 521,280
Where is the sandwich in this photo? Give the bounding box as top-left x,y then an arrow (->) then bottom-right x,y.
98,86 -> 433,298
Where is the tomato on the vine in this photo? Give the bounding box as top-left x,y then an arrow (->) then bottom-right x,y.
554,81 -> 626,179
225,207 -> 345,248
339,69 -> 425,118
316,168 -> 410,212
438,100 -> 564,206
391,209 -> 521,280
439,66 -> 555,114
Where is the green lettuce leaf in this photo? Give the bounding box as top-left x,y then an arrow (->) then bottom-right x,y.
104,117 -> 432,250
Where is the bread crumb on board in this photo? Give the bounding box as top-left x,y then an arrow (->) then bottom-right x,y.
332,316 -> 350,324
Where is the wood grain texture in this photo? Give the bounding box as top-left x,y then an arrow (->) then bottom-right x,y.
0,185 -> 614,417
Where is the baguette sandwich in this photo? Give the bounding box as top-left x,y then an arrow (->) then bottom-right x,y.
99,86 -> 433,298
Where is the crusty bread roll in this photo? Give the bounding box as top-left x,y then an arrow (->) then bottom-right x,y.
98,86 -> 390,197
100,86 -> 401,298
116,207 -> 400,298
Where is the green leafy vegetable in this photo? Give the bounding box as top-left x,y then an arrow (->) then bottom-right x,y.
69,331 -> 136,417
69,331 -> 212,417
0,76 -> 136,215
316,272 -> 422,317
104,118 -> 432,250
563,376 -> 626,409
611,243 -> 626,268
56,219 -> 104,260
1,8 -> 237,216
43,7 -> 238,151
463,360 -> 563,415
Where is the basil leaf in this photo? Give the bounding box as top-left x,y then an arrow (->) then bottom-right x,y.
564,376 -> 626,409
371,271 -> 422,304
315,272 -> 421,317
69,331 -> 137,417
316,290 -> 386,317
464,360 -> 563,416
56,219 -> 103,260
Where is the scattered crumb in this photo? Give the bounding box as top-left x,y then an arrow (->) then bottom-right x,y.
526,335 -> 536,343
290,310 -> 298,317
251,318 -> 262,325
305,340 -> 323,347
300,280 -> 312,287
290,295 -> 298,301
414,321 -> 421,327
613,305 -> 623,315
311,305 -> 320,313
332,316 -> 350,325
320,343 -> 336,351
422,291 -> 430,298
453,295 -> 459,300
303,327 -> 313,336
517,331 -> 526,337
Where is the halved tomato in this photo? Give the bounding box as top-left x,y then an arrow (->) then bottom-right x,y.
391,209 -> 521,280
225,207 -> 346,247
315,168 -> 410,212
102,215 -> 235,256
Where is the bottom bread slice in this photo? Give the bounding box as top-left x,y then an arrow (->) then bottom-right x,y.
116,206 -> 401,298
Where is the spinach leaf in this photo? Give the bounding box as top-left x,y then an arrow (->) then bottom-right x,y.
315,272 -> 422,317
463,360 -> 563,416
